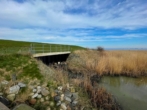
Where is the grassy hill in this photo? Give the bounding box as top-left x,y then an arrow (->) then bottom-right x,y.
0,39 -> 85,54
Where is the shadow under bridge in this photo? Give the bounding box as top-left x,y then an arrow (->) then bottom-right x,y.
30,44 -> 71,65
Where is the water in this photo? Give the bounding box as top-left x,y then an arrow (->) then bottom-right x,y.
99,76 -> 147,110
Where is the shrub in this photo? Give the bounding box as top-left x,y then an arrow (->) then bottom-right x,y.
97,46 -> 104,52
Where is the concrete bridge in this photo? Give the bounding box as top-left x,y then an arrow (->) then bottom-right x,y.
33,51 -> 71,57
30,44 -> 71,64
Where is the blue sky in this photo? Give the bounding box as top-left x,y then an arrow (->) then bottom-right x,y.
0,0 -> 147,48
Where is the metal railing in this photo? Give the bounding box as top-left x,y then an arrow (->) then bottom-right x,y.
0,44 -> 71,55
30,44 -> 71,54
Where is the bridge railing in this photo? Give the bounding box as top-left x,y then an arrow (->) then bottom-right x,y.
0,44 -> 71,55
30,44 -> 71,54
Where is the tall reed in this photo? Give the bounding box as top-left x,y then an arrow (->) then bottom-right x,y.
68,50 -> 147,77
95,51 -> 147,76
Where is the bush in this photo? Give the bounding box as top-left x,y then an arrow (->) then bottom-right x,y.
97,46 -> 104,52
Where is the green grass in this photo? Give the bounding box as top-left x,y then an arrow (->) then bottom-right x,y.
0,39 -> 85,54
0,54 -> 29,69
21,62 -> 42,79
0,54 -> 43,80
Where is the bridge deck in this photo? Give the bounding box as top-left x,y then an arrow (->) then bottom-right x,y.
33,51 -> 71,57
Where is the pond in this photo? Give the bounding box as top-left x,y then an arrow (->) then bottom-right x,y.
99,76 -> 147,110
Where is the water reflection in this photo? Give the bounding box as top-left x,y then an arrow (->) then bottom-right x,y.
99,76 -> 147,110
101,76 -> 147,87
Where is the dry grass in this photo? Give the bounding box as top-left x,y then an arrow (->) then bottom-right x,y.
78,75 -> 120,110
67,49 -> 101,74
95,50 -> 147,76
67,50 -> 147,77
53,69 -> 69,86
15,88 -> 31,103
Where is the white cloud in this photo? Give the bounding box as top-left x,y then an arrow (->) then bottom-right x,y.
0,0 -> 146,29
0,0 -> 147,48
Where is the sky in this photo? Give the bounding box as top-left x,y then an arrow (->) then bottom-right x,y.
0,0 -> 147,48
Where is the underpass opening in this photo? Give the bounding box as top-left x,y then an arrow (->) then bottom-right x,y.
35,53 -> 70,65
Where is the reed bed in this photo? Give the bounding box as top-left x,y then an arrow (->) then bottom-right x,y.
95,50 -> 147,77
67,50 -> 147,77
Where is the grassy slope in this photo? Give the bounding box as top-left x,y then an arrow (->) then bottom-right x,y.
0,39 -> 85,52
0,39 -> 84,80
0,54 -> 43,81
0,53 -> 60,108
